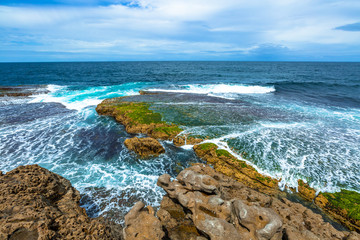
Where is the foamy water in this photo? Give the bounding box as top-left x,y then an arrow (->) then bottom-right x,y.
1,61 -> 360,222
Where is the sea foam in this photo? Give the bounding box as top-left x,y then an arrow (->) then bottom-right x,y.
146,83 -> 275,99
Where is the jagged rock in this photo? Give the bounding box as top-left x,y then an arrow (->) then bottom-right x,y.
0,165 -> 123,240
176,169 -> 219,194
232,199 -> 282,240
157,196 -> 202,240
193,143 -> 279,196
297,179 -> 316,202
173,135 -> 203,147
124,201 -> 165,240
157,165 -> 284,240
124,137 -> 165,158
155,164 -> 356,240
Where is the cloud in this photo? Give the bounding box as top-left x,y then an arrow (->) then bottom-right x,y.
335,22 -> 360,31
0,0 -> 360,61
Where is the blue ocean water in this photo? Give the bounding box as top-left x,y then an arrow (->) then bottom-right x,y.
0,62 -> 359,221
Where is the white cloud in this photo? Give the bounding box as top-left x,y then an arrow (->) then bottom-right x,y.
0,0 -> 359,60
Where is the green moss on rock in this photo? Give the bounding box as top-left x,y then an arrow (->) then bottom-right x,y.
322,189 -> 360,221
198,143 -> 218,150
154,125 -> 183,135
114,102 -> 163,125
215,149 -> 233,158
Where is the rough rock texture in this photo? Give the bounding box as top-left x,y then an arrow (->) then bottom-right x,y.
124,137 -> 165,158
148,164 -> 359,240
123,201 -> 164,240
193,143 -> 279,196
173,135 -> 203,147
0,165 -> 123,240
296,179 -> 317,202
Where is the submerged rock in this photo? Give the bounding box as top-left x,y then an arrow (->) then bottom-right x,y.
124,137 -> 165,158
0,85 -> 49,97
0,165 -> 123,240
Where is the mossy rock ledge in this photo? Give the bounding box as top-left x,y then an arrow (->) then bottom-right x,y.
193,143 -> 280,196
315,189 -> 360,232
96,98 -> 182,140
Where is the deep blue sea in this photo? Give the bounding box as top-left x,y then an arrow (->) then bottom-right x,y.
1,62 -> 359,221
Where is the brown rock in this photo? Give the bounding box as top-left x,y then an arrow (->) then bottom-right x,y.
124,137 -> 165,158
124,201 -> 165,240
297,179 -> 316,202
157,165 -> 285,240
0,165 -> 123,240
193,144 -> 280,196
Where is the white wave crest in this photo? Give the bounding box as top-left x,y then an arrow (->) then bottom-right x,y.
146,84 -> 275,97
29,84 -> 141,111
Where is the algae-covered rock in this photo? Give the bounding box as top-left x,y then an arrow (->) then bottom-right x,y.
193,143 -> 279,195
96,99 -> 182,140
0,165 -> 123,240
315,189 -> 360,232
124,137 -> 165,158
297,179 -> 317,202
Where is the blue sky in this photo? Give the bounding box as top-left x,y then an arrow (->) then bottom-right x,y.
0,0 -> 359,62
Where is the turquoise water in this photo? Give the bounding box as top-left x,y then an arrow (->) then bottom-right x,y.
0,61 -> 359,221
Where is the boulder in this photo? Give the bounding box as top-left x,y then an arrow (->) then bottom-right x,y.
124,201 -> 165,240
124,137 -> 165,158
0,165 -> 122,240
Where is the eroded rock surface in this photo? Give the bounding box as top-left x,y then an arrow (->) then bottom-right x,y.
124,201 -> 164,240
128,164 -> 358,240
0,165 -> 123,240
124,137 -> 165,158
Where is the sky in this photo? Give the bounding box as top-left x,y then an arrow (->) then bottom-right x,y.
0,0 -> 359,62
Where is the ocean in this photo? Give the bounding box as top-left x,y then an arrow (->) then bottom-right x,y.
1,61 -> 359,222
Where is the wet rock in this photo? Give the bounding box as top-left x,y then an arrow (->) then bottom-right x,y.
96,100 -> 182,141
124,201 -> 165,240
124,137 -> 165,158
315,190 -> 360,232
193,143 -> 279,196
297,179 -> 316,202
0,164 -> 123,240
0,85 -> 49,97
173,135 -> 203,147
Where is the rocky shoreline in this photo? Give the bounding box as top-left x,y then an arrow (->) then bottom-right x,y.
1,164 -> 359,239
95,94 -> 360,234
1,92 -> 359,239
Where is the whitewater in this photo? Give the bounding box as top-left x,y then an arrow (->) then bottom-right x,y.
1,61 -> 359,222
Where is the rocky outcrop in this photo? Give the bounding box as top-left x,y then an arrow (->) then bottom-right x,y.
96,96 -> 360,233
0,85 -> 49,97
315,190 -> 360,232
173,135 -> 203,147
124,137 -> 165,158
193,143 -> 279,196
0,165 -> 123,240
96,99 -> 182,141
125,164 -> 359,239
124,201 -> 164,240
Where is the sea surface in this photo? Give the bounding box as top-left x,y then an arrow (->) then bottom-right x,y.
0,61 -> 359,222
